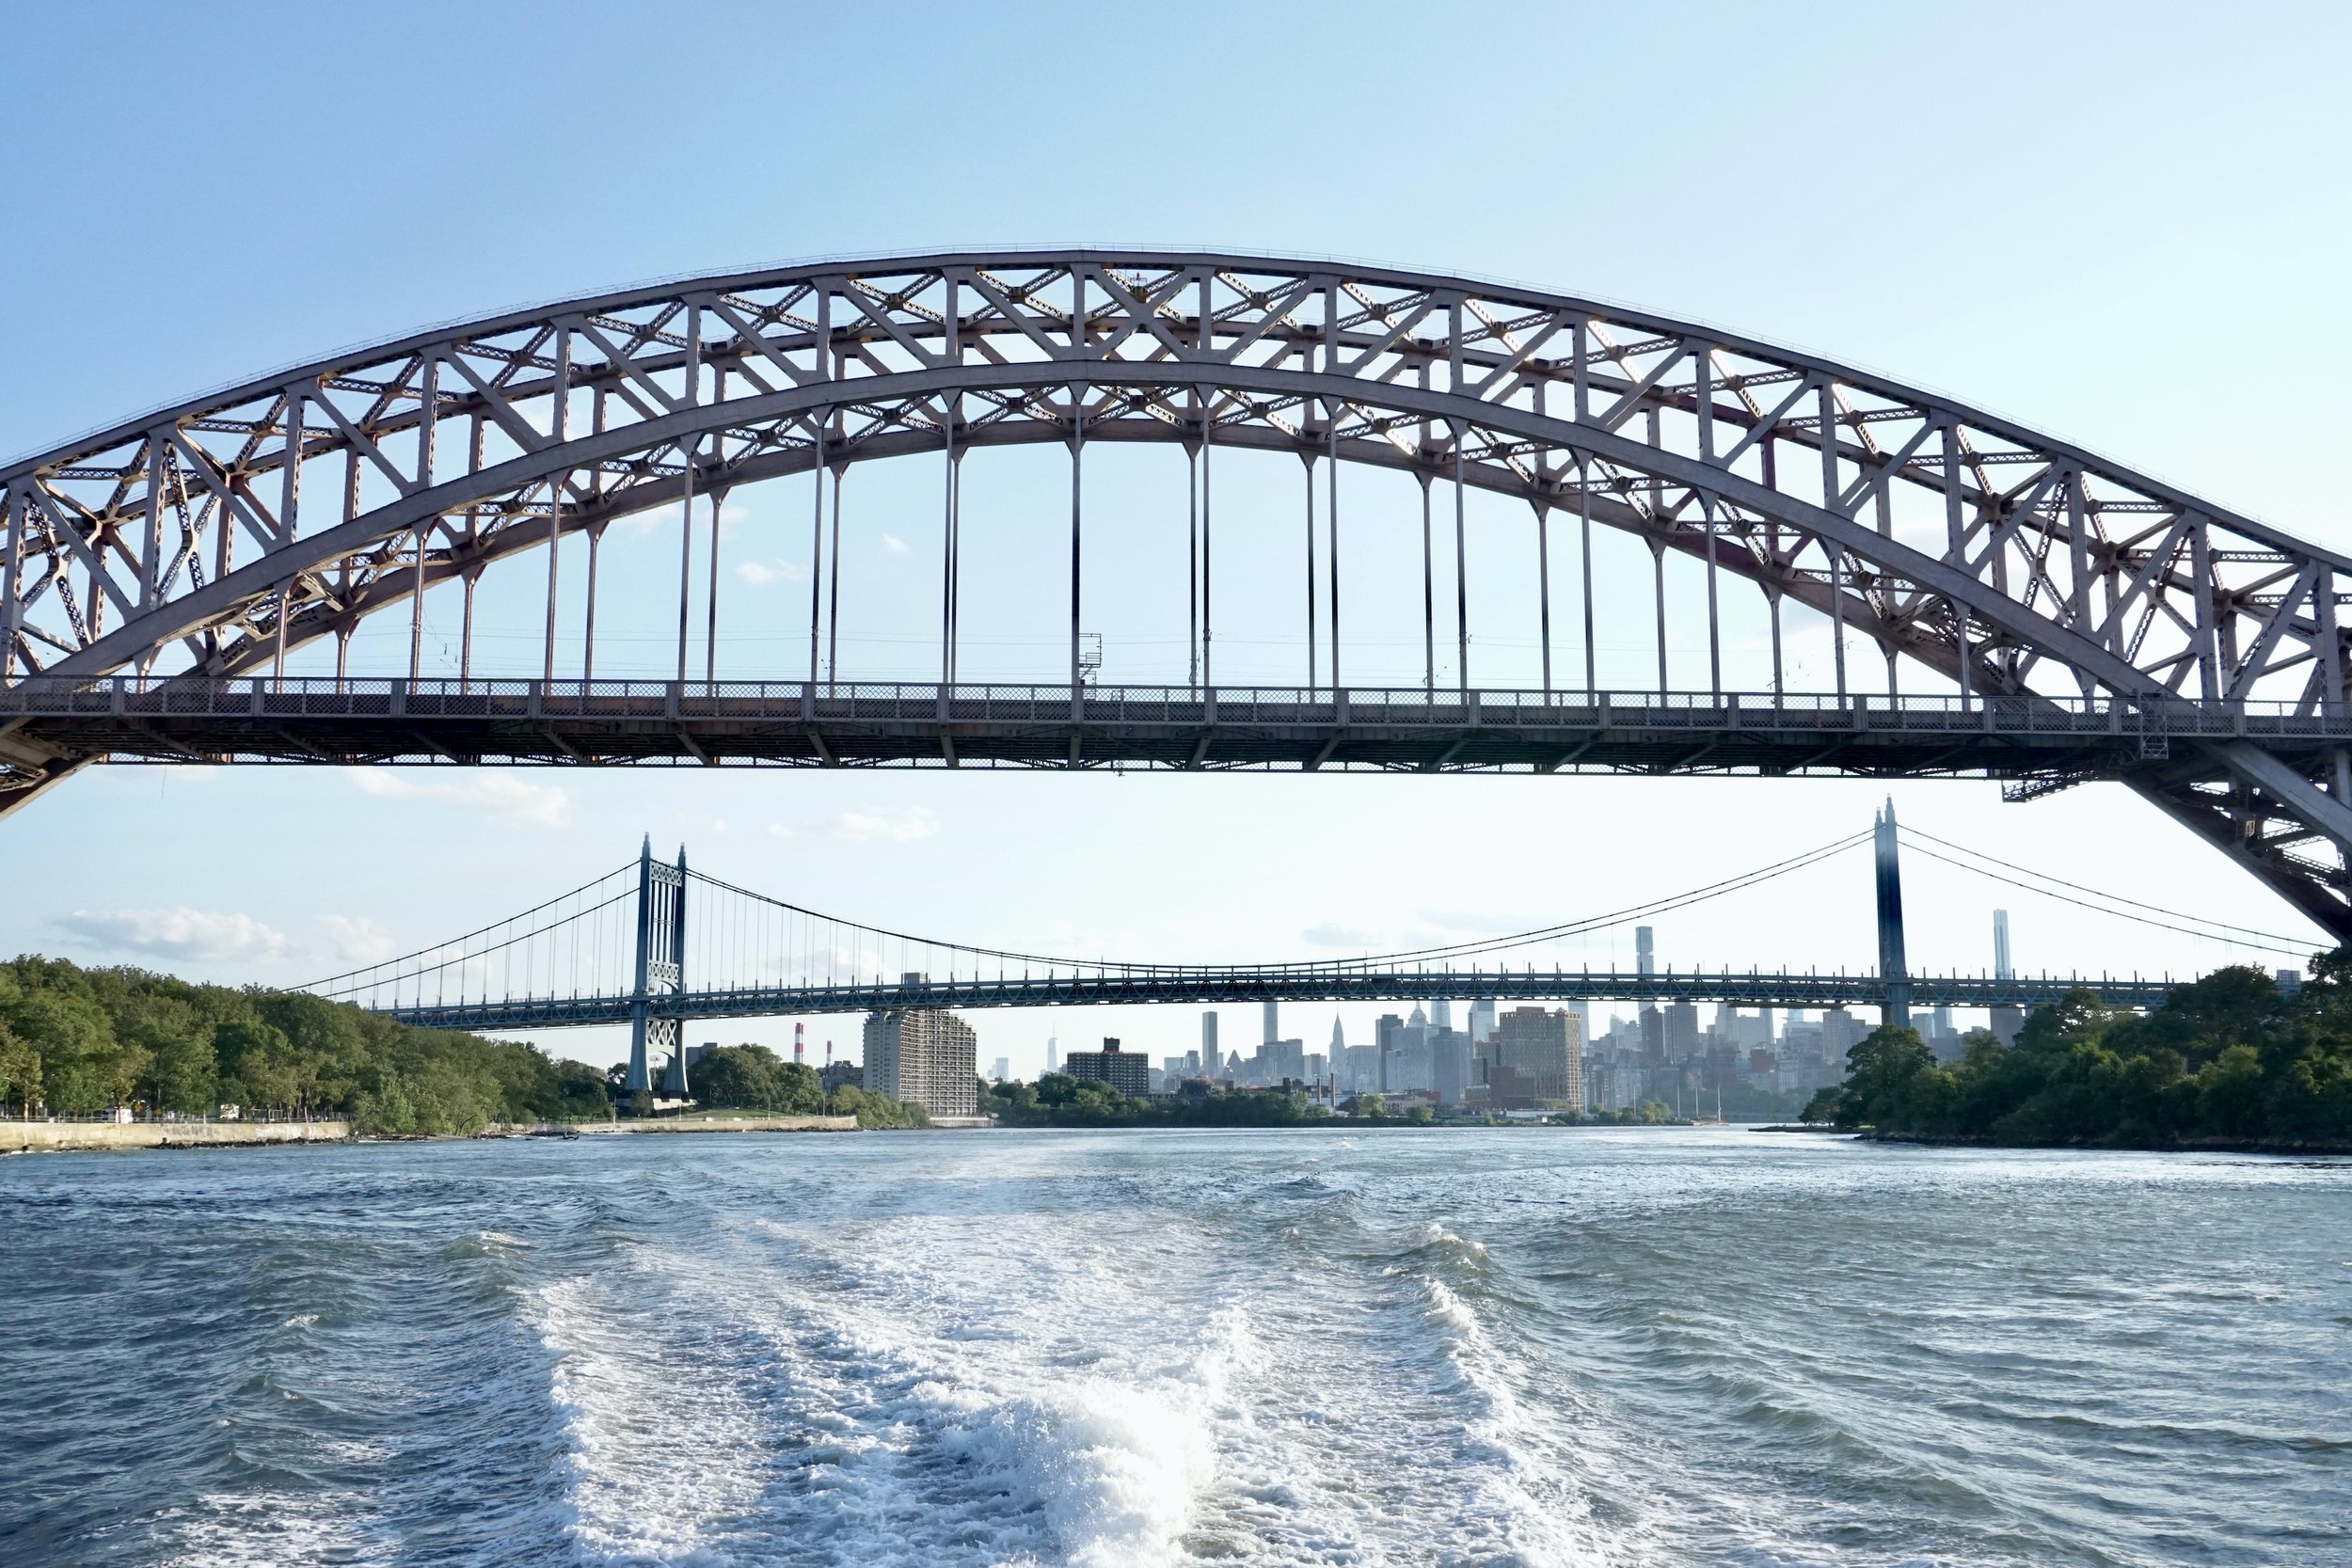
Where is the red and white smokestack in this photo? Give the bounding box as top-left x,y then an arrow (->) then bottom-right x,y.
794,1022 -> 805,1064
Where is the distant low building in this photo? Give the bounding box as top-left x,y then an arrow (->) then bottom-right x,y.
862,1006 -> 978,1117
1063,1037 -> 1150,1096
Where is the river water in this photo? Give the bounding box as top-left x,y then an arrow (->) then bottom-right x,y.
1,1128 -> 2346,1566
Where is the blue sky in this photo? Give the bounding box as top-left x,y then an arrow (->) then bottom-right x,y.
5,2 -> 2349,1074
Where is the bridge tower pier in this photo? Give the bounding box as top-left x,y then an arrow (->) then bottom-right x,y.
1875,800 -> 1911,1029
624,837 -> 690,1108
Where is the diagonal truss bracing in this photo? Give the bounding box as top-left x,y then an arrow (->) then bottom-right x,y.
5,250 -> 2350,930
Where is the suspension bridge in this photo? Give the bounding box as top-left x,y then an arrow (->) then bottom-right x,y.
7,251 -> 2352,941
299,807 -> 2318,1101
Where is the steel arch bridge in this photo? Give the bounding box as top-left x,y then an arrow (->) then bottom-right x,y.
6,250 -> 2352,932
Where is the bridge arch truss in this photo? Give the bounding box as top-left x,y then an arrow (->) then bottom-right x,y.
7,250 -> 2352,932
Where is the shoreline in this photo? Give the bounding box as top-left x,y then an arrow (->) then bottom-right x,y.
1,1120 -> 353,1154
0,1112 -> 861,1155
1865,1130 -> 2352,1158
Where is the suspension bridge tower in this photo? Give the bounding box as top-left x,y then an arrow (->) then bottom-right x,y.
1874,800 -> 1911,1029
624,837 -> 690,1107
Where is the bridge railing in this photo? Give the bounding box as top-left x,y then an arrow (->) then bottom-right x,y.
3,677 -> 2346,738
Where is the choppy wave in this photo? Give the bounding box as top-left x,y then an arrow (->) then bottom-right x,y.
1,1132 -> 2346,1566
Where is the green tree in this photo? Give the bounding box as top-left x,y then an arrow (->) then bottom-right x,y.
691,1045 -> 824,1113
213,1018 -> 294,1112
0,1018 -> 38,1117
116,990 -> 217,1115
1833,1025 -> 1934,1131
827,1084 -> 930,1128
8,986 -> 129,1113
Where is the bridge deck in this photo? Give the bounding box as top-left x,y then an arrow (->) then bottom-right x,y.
9,678 -> 2346,777
373,969 -> 2179,1033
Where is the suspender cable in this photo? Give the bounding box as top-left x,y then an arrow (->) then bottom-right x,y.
1579,458 -> 1597,698
1202,419 -> 1214,689
1304,456 -> 1317,695
675,442 -> 695,682
827,467 -> 843,693
1070,383 -> 1085,705
1454,435 -> 1469,699
706,484 -> 725,688
1421,473 -> 1436,698
1537,501 -> 1552,701
1328,408 -> 1342,694
582,524 -> 603,686
807,420 -> 826,689
1187,442 -> 1199,690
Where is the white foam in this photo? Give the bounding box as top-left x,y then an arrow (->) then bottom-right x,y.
526,1266 -> 772,1563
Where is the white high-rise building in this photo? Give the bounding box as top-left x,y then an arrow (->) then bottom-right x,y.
1045,1036 -> 1059,1074
1469,999 -> 1496,1044
1200,1011 -> 1220,1075
1262,1000 -> 1279,1046
1431,1000 -> 1454,1031
1990,910 -> 2024,1045
863,1008 -> 978,1117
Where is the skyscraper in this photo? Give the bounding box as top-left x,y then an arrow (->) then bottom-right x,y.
1201,1011 -> 1220,1075
1636,926 -> 1656,977
1431,1000 -> 1454,1031
1263,1000 -> 1279,1047
1664,1000 -> 1701,1055
1329,1016 -> 1344,1054
1990,909 -> 2023,1045
1045,1036 -> 1059,1074
1468,998 -> 1496,1044
1488,1006 -> 1582,1107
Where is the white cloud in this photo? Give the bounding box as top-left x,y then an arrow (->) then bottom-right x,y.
827,806 -> 941,842
1302,923 -> 1374,948
616,499 -> 684,539
320,914 -> 399,965
735,558 -> 808,587
882,533 -> 913,558
347,769 -> 571,829
55,907 -> 290,963
771,806 -> 942,843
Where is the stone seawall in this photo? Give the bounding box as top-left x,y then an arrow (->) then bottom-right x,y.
1,1119 -> 352,1153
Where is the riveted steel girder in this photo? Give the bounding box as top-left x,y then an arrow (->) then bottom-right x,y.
4,250 -> 2347,931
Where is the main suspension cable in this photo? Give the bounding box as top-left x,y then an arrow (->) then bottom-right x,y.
1895,836 -> 2319,959
682,829 -> 1871,977
1898,824 -> 2321,951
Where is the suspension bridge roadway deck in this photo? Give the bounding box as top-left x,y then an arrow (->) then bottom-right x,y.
9,677 -> 2349,778
378,968 -> 2180,1034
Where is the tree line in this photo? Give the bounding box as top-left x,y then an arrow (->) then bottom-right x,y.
983,1074 -> 1330,1127
0,955 -> 608,1134
684,1043 -> 930,1128
1811,960 -> 2352,1149
0,963 -> 938,1136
